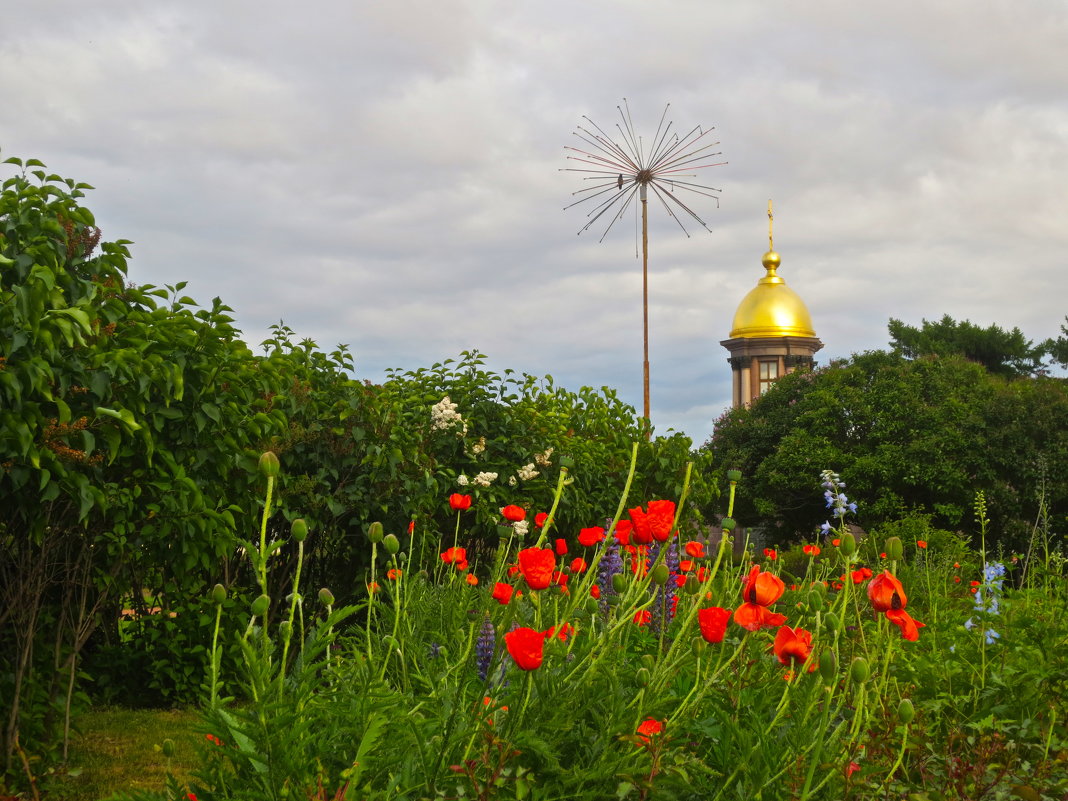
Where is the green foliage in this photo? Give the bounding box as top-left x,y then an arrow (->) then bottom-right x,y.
888,314 -> 1048,378
708,349 -> 1068,547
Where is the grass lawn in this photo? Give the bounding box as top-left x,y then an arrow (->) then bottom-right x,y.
46,707 -> 200,801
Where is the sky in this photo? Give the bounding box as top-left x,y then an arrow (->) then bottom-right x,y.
4,0 -> 1067,445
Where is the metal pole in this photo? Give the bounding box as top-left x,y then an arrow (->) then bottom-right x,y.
641,184 -> 650,435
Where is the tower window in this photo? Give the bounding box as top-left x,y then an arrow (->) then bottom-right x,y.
758,360 -> 779,394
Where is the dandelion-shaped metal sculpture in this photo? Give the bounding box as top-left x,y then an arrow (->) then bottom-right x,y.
563,100 -> 724,426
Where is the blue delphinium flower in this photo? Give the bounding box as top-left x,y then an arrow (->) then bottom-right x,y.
966,561 -> 1005,643
820,470 -> 858,529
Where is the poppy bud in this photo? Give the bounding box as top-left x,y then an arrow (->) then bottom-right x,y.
850,657 -> 870,684
641,654 -> 656,671
606,595 -> 621,607
250,594 -> 270,616
466,609 -> 481,622
727,469 -> 742,483
819,650 -> 837,684
211,583 -> 226,605
367,522 -> 384,544
840,532 -> 857,556
318,587 -> 335,605
824,612 -> 840,633
497,525 -> 514,539
383,534 -> 400,555
558,455 -> 576,469
692,637 -> 705,658
684,575 -> 701,595
612,574 -> 627,594
161,738 -> 175,758
291,518 -> 308,543
382,634 -> 399,650
258,451 -> 280,477
635,667 -> 650,687
898,698 -> 915,724
720,517 -> 736,532
885,536 -> 903,561
808,589 -> 824,612
585,598 -> 600,614
279,620 -> 292,640
651,564 -> 670,586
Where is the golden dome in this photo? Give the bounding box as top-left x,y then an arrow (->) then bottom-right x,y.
729,249 -> 817,338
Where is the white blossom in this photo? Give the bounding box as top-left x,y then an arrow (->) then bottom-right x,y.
457,474 -> 469,486
473,471 -> 498,487
471,436 -> 487,455
430,396 -> 464,432
513,520 -> 529,538
517,463 -> 539,481
509,475 -> 518,486
534,447 -> 554,467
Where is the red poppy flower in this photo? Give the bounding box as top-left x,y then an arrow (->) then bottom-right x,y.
698,606 -> 732,644
408,520 -> 415,534
867,570 -> 907,613
916,540 -> 927,549
441,547 -> 468,571
504,627 -> 545,670
773,625 -> 812,666
517,547 -> 556,590
614,520 -> 634,545
544,623 -> 574,642
570,557 -> 587,573
636,718 -> 663,743
880,552 -> 887,559
555,538 -> 568,556
633,610 -> 652,626
367,581 -> 380,594
674,574 -> 687,587
491,582 -> 514,604
629,500 -> 676,543
847,761 -> 861,778
589,584 -> 601,599
763,548 -> 777,560
535,512 -> 550,528
886,608 -> 925,641
850,567 -> 873,584
501,505 -> 526,522
803,544 -> 821,556
832,538 -> 841,547
387,568 -> 402,580
733,603 -> 788,631
741,565 -> 785,606
685,541 -> 706,559
578,527 -> 605,547
466,573 -> 479,586
449,493 -> 472,511
205,733 -> 223,747
954,576 -> 961,583
552,570 -> 568,586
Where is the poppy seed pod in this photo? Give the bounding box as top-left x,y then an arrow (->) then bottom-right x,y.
318,587 -> 335,606
291,518 -> 308,542
612,574 -> 627,594
211,583 -> 226,605
684,575 -> 701,595
258,451 -> 280,477
808,589 -> 825,612
819,649 -> 837,684
651,564 -> 670,586
840,532 -> 857,556
885,536 -> 904,561
383,534 -> 400,555
727,469 -> 742,483
641,654 -> 656,671
250,594 -> 270,616
898,698 -> 915,724
279,620 -> 292,640
367,522 -> 384,544
635,667 -> 651,687
850,657 -> 870,684
161,738 -> 175,758
824,612 -> 840,633
720,517 -> 736,532
585,598 -> 600,614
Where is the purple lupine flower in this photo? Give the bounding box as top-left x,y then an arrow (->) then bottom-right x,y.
597,541 -> 623,615
475,616 -> 495,681
650,540 -> 680,635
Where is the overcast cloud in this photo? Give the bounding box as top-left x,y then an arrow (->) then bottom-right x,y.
4,0 -> 1067,443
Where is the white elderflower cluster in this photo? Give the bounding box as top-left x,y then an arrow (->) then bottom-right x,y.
513,519 -> 529,538
472,471 -> 498,487
508,475 -> 517,487
430,396 -> 467,435
534,447 -> 554,467
456,474 -> 469,486
517,463 -> 539,481
470,437 -> 487,455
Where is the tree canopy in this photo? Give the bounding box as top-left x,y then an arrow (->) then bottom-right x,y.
708,348 -> 1068,548
888,314 -> 1048,378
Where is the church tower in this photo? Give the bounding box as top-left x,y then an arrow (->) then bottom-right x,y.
720,203 -> 823,407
